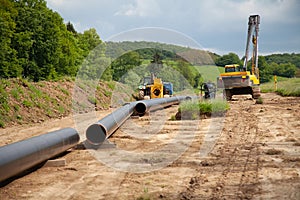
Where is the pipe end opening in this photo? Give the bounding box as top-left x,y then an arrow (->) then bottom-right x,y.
86,124 -> 106,145
135,102 -> 147,115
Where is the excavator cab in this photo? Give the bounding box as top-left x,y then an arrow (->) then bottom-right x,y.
224,64 -> 243,73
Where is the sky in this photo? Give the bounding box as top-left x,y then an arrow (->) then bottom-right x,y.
47,0 -> 300,57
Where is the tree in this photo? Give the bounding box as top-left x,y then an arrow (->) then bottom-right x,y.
123,70 -> 140,89
147,52 -> 163,75
265,53 -> 300,68
215,53 -> 242,67
77,28 -> 102,55
271,62 -> 296,78
66,21 -> 77,34
0,0 -> 20,78
176,59 -> 196,87
12,0 -> 63,81
0,0 -> 105,81
111,51 -> 141,81
281,63 -> 297,78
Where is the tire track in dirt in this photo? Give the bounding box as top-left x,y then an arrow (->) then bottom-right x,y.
210,100 -> 262,199
178,97 -> 263,200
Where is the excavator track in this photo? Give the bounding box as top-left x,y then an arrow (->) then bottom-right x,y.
252,87 -> 261,99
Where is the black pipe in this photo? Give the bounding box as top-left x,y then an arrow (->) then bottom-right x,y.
134,96 -> 191,115
0,128 -> 79,183
86,96 -> 197,145
86,102 -> 137,145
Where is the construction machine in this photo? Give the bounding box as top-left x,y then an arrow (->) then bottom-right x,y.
138,73 -> 173,100
217,15 -> 261,100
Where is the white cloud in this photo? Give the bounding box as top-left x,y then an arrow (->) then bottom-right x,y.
47,0 -> 63,6
114,0 -> 161,17
46,0 -> 300,54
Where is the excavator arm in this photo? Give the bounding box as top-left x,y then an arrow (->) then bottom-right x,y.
242,15 -> 260,78
217,15 -> 261,100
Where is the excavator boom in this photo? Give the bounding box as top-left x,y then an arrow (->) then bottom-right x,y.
243,14 -> 260,77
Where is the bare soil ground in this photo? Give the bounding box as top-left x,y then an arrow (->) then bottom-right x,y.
0,93 -> 300,199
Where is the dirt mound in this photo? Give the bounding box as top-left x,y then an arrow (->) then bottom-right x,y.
0,78 -> 119,128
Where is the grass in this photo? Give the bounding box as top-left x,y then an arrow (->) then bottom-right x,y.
179,100 -> 229,114
0,83 -> 10,117
137,187 -> 151,200
58,86 -> 70,95
178,99 -> 230,120
194,65 -> 225,82
88,96 -> 97,105
29,84 -> 43,100
170,115 -> 176,121
107,81 -> 116,90
0,77 -> 115,127
13,105 -> 20,111
261,78 -> 300,96
1,103 -> 10,114
0,120 -> 4,128
16,114 -> 22,120
22,100 -> 33,108
104,90 -> 112,97
11,87 -> 22,100
58,105 -> 65,114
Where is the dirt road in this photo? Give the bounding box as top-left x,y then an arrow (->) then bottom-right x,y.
0,93 -> 299,199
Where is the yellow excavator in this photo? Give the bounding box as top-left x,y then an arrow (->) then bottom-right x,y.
217,15 -> 261,100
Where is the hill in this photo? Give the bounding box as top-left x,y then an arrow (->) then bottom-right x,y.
105,41 -> 220,65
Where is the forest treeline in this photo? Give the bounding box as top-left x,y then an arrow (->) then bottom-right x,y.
0,0 -> 299,85
0,0 -> 103,81
215,52 -> 299,82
